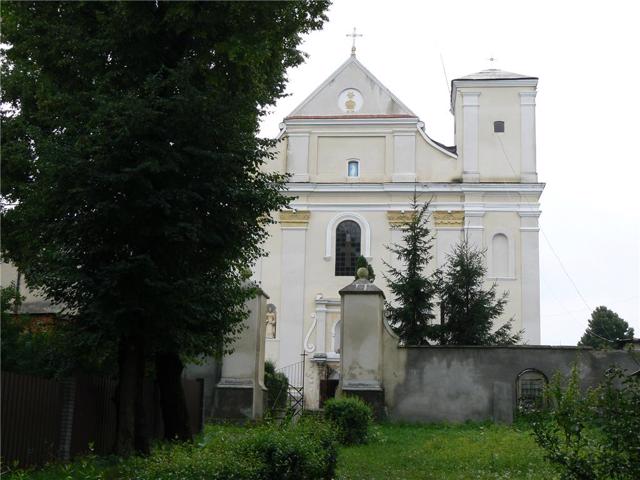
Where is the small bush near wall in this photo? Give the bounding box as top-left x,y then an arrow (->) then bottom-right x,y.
264,360 -> 288,412
324,396 -> 373,445
531,365 -> 640,480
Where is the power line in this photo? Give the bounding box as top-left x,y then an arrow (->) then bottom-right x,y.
540,229 -> 592,312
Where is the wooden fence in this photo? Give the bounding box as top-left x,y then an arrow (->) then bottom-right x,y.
1,371 -> 204,467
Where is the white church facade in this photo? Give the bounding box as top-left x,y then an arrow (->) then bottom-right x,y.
253,52 -> 544,408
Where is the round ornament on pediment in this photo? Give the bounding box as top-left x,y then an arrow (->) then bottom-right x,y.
338,88 -> 363,113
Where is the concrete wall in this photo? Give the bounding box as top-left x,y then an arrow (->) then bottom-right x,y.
381,325 -> 637,423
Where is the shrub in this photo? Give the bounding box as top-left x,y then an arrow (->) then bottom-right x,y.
323,396 -> 373,445
264,360 -> 288,412
531,364 -> 640,480
238,418 -> 337,480
5,422 -> 338,480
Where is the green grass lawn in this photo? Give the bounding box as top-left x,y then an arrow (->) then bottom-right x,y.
8,422 -> 559,479
337,422 -> 559,480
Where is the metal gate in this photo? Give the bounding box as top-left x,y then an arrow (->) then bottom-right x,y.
275,354 -> 305,418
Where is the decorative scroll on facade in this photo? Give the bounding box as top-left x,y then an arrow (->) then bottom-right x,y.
386,211 -> 415,227
279,211 -> 311,228
433,211 -> 464,228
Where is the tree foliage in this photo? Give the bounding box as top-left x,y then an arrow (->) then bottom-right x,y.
578,306 -> 634,349
384,198 -> 437,345
1,284 -> 116,377
434,241 -> 520,345
354,255 -> 375,282
1,1 -> 329,454
531,364 -> 640,479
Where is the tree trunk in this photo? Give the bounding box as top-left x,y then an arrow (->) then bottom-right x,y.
156,351 -> 192,442
115,335 -> 137,456
134,337 -> 150,455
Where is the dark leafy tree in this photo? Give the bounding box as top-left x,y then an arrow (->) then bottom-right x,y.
1,1 -> 329,455
578,306 -> 634,349
435,241 -> 521,345
384,197 -> 437,345
354,255 -> 375,282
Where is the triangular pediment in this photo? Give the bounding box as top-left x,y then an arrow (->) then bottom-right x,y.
287,56 -> 416,118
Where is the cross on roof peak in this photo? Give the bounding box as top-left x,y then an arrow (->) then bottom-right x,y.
346,27 -> 363,57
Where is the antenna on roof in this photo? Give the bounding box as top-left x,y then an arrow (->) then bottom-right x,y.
439,51 -> 451,97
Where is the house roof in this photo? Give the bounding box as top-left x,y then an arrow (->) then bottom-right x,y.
453,68 -> 538,82
286,54 -> 416,119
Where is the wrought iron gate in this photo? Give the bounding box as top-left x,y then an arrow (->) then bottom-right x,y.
275,354 -> 305,418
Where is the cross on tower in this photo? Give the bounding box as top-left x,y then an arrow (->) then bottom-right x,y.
346,27 -> 363,56
487,56 -> 498,67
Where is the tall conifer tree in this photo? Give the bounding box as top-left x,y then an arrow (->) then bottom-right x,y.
435,241 -> 521,345
384,196 -> 437,345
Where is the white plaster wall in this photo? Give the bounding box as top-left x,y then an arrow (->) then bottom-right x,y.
453,84 -> 538,183
316,136 -> 386,182
293,60 -> 411,116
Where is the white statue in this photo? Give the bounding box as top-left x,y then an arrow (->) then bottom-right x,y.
265,304 -> 277,339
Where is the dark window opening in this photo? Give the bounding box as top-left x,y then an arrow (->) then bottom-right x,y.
494,121 -> 505,133
335,220 -> 361,276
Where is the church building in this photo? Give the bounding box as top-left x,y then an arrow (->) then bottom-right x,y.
253,49 -> 544,408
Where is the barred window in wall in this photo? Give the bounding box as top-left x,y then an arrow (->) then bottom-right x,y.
517,369 -> 547,412
335,220 -> 361,276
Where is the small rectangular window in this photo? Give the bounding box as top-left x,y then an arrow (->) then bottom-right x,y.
494,121 -> 505,133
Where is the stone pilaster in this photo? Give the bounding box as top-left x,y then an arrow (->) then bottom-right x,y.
520,212 -> 541,344
520,92 -> 538,183
461,92 -> 481,182
286,133 -> 310,182
279,211 -> 310,367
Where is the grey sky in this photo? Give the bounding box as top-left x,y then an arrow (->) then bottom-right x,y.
260,0 -> 640,345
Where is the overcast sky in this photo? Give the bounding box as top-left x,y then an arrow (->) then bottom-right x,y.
259,0 -> 640,345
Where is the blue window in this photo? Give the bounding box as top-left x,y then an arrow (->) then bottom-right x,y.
347,160 -> 359,177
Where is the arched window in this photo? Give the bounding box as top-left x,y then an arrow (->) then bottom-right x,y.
494,120 -> 505,133
335,220 -> 361,276
492,233 -> 509,277
516,369 -> 547,412
332,320 -> 342,354
347,159 -> 360,178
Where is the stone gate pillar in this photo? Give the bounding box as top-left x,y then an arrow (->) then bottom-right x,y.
338,268 -> 385,418
212,286 -> 268,421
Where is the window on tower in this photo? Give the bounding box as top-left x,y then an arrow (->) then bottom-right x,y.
494,121 -> 505,133
335,220 -> 361,276
347,159 -> 360,178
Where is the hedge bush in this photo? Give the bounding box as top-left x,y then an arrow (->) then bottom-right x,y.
264,360 -> 288,412
323,396 -> 373,445
237,418 -> 337,480
531,365 -> 640,480
6,422 -> 338,480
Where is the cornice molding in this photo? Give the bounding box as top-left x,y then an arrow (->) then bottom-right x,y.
285,182 -> 545,195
